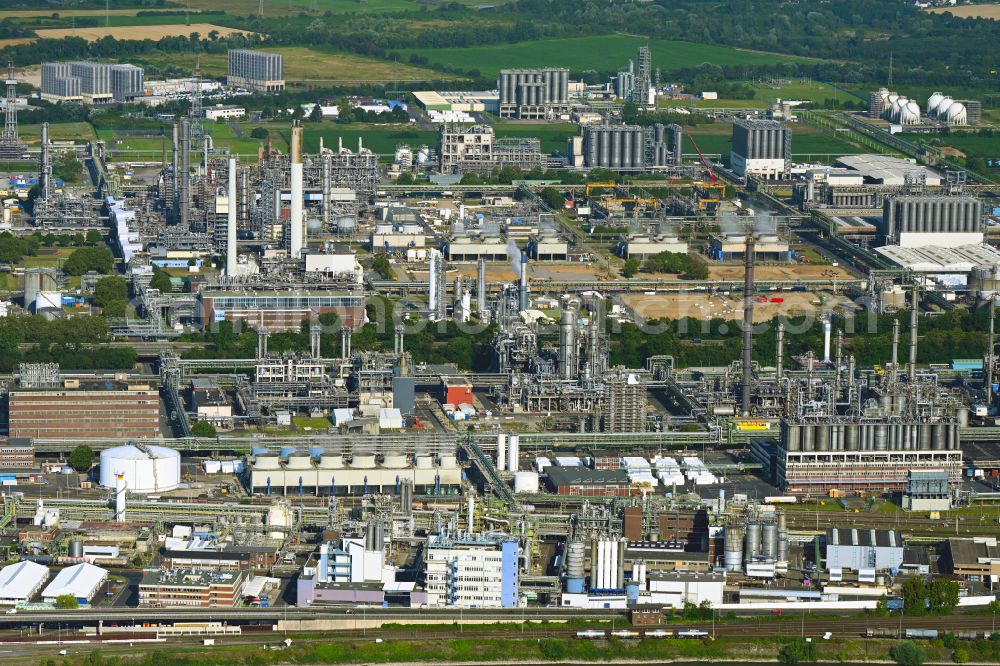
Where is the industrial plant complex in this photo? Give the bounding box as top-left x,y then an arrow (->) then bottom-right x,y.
0,12 -> 994,662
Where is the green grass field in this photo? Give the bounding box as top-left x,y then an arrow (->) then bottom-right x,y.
138,46 -> 455,82
923,131 -> 1000,160
20,122 -> 96,145
400,34 -> 810,78
97,123 -> 280,159
691,81 -> 864,109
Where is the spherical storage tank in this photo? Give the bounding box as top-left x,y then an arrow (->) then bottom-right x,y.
945,102 -> 967,125
900,101 -> 921,125
928,93 -> 944,113
99,444 -> 181,493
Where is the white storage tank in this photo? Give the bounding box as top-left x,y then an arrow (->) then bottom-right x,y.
99,444 -> 181,493
513,471 -> 539,494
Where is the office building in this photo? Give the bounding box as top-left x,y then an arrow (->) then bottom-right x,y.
424,534 -> 520,608
0,438 -> 33,468
730,118 -> 791,178
8,381 -> 160,440
41,61 -> 144,103
138,568 -> 247,607
228,49 -> 284,93
498,68 -> 569,119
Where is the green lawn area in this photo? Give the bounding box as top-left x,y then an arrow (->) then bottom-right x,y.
289,123 -> 438,156
293,416 -> 332,431
97,124 -> 278,159
495,122 -> 577,154
400,34 -> 811,79
22,248 -> 76,269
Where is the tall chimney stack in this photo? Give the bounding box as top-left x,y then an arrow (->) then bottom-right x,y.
226,158 -> 238,276
289,121 -> 304,257
741,233 -> 755,416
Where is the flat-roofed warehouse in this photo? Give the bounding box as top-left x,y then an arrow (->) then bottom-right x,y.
445,235 -> 509,261
836,154 -> 942,187
875,243 -> 1000,273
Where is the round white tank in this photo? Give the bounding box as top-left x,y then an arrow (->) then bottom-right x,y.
928,93 -> 944,113
286,455 -> 312,470
513,471 -> 539,494
901,103 -> 920,125
99,444 -> 181,494
946,102 -> 967,125
352,454 -> 376,469
936,97 -> 955,116
383,454 -> 407,468
415,455 -> 434,469
319,454 -> 344,469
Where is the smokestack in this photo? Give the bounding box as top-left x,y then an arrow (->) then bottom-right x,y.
477,257 -> 487,315
289,121 -> 304,257
989,297 -> 996,404
428,250 -> 438,318
40,122 -> 50,200
171,123 -> 178,218
322,155 -> 330,229
519,251 -> 528,311
776,321 -> 784,381
909,282 -> 919,381
180,118 -> 190,227
226,158 -> 237,276
890,318 -> 900,384
741,233 -> 755,416
822,314 -> 832,363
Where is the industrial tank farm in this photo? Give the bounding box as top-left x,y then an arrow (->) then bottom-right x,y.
99,443 -> 182,493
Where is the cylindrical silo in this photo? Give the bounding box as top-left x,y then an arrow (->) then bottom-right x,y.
786,424 -> 801,452
816,425 -> 830,452
610,129 -> 621,168
874,424 -> 888,451
745,521 -> 761,562
802,424 -> 814,452
846,424 -> 859,451
724,526 -> 744,572
762,521 -> 778,560
566,540 -> 586,593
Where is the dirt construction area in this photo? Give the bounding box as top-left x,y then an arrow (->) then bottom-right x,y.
707,263 -> 854,281
36,24 -> 253,42
620,290 -> 858,323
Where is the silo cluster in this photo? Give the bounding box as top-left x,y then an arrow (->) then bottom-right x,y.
927,92 -> 968,125
582,125 -> 645,170
883,195 -> 983,239
738,513 -> 788,567
781,420 -> 960,452
732,118 -> 791,161
497,68 -> 568,117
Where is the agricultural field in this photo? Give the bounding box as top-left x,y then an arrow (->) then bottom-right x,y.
34,23 -> 252,42
927,3 -> 1000,19
2,12 -> 230,28
399,34 -> 811,79
0,9 -> 145,18
691,81 -> 864,109
494,122 -> 577,154
139,46 -> 455,82
174,0 -> 505,15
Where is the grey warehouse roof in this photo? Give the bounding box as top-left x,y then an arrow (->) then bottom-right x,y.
827,528 -> 902,549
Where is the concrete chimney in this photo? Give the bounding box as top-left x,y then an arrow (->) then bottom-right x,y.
289,122 -> 304,257
226,158 -> 237,275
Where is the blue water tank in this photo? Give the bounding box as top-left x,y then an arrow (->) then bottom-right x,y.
566,578 -> 585,594
625,584 -> 639,603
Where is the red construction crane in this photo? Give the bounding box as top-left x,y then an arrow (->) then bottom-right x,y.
685,131 -> 717,184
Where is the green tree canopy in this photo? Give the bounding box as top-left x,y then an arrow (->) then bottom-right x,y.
191,420 -> 217,438
54,594 -> 79,609
68,445 -> 95,472
149,268 -> 173,293
891,641 -> 927,666
93,276 -> 128,308
63,247 -> 113,275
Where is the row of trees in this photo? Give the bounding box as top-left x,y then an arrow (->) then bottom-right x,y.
622,250 -> 709,280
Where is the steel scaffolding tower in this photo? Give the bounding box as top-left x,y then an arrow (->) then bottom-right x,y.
0,62 -> 25,159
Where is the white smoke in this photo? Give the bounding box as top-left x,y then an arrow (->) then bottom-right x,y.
508,238 -> 521,278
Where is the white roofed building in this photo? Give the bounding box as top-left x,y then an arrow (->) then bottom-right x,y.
42,562 -> 107,604
0,561 -> 49,605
